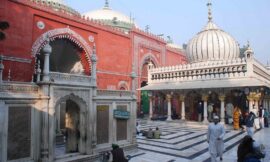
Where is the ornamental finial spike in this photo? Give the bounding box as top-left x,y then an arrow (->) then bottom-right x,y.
247,40 -> 250,47
104,0 -> 109,8
207,0 -> 213,21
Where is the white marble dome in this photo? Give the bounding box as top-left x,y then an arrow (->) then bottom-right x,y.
84,6 -> 132,25
186,21 -> 240,63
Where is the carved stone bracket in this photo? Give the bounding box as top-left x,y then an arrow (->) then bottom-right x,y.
202,94 -> 209,101
179,95 -> 185,101
218,95 -> 226,101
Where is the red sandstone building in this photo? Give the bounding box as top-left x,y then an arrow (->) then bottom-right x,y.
1,0 -> 186,112
0,0 -> 186,161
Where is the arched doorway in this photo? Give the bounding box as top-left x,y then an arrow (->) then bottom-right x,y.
185,91 -> 202,121
140,60 -> 156,115
55,99 -> 81,156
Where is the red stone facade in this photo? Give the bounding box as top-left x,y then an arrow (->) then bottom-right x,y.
0,0 -> 186,94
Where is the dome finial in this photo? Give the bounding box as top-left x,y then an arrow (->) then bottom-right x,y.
247,40 -> 250,48
207,0 -> 213,21
104,0 -> 110,8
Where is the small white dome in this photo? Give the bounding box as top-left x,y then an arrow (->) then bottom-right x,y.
84,7 -> 132,25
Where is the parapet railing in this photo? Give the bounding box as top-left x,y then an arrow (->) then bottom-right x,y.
149,58 -> 248,83
97,90 -> 133,97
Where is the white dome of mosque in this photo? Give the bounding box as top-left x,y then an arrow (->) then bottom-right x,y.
186,2 -> 240,63
83,0 -> 135,31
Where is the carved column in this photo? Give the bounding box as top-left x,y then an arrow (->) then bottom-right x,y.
219,95 -> 226,123
41,86 -> 50,162
42,39 -> 52,82
202,94 -> 208,124
166,94 -> 172,121
149,95 -> 153,120
0,55 -> 4,84
179,95 -> 185,120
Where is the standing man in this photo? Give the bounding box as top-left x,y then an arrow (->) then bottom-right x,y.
246,110 -> 256,137
258,105 -> 264,128
207,115 -> 225,162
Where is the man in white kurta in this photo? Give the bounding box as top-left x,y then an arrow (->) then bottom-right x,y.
207,115 -> 225,162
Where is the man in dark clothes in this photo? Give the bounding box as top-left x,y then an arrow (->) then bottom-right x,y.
111,144 -> 128,162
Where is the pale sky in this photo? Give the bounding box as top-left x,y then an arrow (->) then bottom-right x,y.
65,0 -> 270,64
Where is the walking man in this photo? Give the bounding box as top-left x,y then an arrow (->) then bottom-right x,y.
207,115 -> 225,162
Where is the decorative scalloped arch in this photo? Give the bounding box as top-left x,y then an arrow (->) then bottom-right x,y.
118,81 -> 129,91
31,28 -> 92,73
54,93 -> 87,113
140,53 -> 159,74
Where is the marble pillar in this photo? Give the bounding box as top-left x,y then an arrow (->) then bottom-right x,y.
219,95 -> 226,123
42,40 -> 52,82
166,94 -> 172,121
179,95 -> 185,120
149,96 -> 153,120
202,95 -> 208,124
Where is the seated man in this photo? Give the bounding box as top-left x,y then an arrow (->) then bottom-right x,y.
111,144 -> 128,162
154,127 -> 161,139
147,128 -> 154,139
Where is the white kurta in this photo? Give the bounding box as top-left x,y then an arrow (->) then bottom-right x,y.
207,123 -> 225,155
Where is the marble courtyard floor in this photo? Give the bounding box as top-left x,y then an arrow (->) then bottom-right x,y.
128,120 -> 270,162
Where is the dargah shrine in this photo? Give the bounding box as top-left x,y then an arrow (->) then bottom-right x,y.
141,2 -> 270,124
1,0 -> 270,162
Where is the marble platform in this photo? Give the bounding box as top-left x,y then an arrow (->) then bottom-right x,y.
128,120 -> 270,162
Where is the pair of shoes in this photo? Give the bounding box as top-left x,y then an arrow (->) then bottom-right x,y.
220,157 -> 223,161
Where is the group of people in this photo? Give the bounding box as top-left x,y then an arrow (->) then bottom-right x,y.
208,115 -> 266,162
233,105 -> 269,132
136,122 -> 161,139
146,127 -> 161,139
